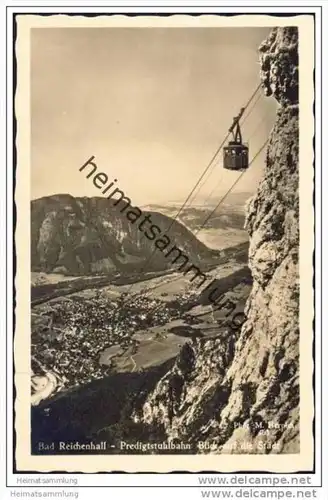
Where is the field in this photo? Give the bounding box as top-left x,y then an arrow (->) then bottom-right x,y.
30,260 -> 251,454
31,250 -> 251,406
30,227 -> 253,454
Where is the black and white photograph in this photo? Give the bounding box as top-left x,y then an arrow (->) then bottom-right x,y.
12,13 -> 315,473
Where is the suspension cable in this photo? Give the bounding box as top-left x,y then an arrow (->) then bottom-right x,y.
170,83 -> 261,221
142,135 -> 269,304
129,84 -> 262,279
240,91 -> 263,126
176,87 -> 263,216
139,138 -> 269,310
111,83 -> 263,330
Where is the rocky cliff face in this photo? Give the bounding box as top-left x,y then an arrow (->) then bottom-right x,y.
136,27 -> 300,454
31,195 -> 213,275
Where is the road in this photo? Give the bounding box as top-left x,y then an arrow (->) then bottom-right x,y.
31,372 -> 57,406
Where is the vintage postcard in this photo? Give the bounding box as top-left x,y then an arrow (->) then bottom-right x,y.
13,13 -> 315,472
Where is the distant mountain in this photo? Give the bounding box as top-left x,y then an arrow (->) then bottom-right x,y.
141,204 -> 247,232
203,191 -> 254,208
153,191 -> 253,211
31,194 -> 215,276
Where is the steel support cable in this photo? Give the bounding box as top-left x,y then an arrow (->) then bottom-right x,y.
143,141 -> 268,317
167,83 -> 262,223
174,85 -> 263,217
121,89 -> 261,316
240,91 -> 263,126
246,114 -> 268,143
111,84 -> 262,331
185,169 -> 224,213
140,138 -> 270,313
135,135 -> 269,312
128,83 -> 262,284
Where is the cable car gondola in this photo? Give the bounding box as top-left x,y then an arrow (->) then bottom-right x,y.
223,109 -> 249,171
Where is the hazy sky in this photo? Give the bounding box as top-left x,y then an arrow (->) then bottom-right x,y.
31,27 -> 277,206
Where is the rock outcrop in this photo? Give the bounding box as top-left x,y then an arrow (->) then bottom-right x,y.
136,27 -> 300,454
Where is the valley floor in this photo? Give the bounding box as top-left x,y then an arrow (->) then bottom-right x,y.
30,247 -> 253,454
31,258 -> 251,405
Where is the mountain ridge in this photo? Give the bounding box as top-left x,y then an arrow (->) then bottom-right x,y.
31,194 -> 216,276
